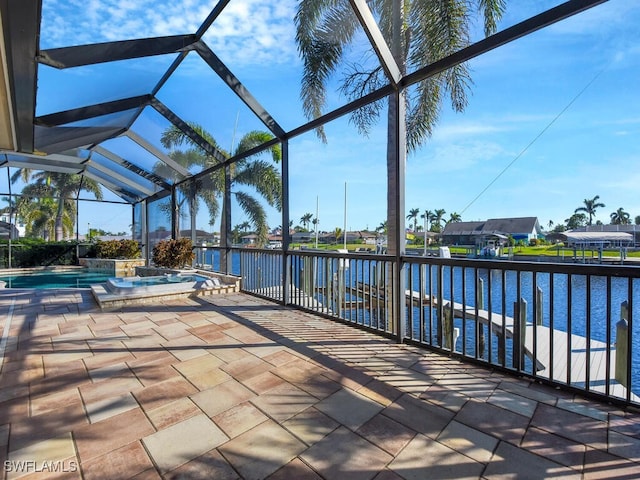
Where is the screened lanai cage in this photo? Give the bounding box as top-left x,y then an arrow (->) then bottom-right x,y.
0,0 -> 615,267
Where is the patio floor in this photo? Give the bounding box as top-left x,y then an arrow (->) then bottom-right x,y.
0,289 -> 639,479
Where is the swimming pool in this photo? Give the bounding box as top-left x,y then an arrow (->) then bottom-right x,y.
0,270 -> 114,289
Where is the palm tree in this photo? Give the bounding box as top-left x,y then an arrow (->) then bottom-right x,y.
406,208 -> 420,232
334,227 -> 343,244
447,212 -> 462,224
432,208 -> 447,232
376,220 -> 388,235
296,0 -> 505,254
159,124 -> 281,248
610,208 -> 631,225
12,171 -> 101,240
635,216 -> 640,226
575,195 -> 605,226
16,184 -> 76,239
420,210 -> 433,232
300,212 -> 313,231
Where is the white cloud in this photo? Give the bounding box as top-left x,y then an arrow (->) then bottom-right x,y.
202,0 -> 298,66
40,0 -> 300,70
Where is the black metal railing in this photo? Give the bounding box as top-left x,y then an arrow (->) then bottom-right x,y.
235,248 -> 640,406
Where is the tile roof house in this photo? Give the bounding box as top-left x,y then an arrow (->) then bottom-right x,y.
441,217 -> 543,246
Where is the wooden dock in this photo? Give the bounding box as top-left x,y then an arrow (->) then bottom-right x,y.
346,282 -> 638,401
247,279 -> 637,401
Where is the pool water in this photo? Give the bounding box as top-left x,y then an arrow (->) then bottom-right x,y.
108,274 -> 208,289
0,271 -> 114,289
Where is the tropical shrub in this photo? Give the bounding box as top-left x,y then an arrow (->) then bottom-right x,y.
95,239 -> 141,259
152,238 -> 195,268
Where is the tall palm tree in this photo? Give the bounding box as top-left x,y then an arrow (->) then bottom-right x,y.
15,184 -> 76,240
406,208 -> 420,232
432,208 -> 447,232
296,0 -> 505,254
610,208 -> 630,225
159,124 -> 282,247
12,171 -> 101,240
300,212 -> 313,231
575,195 -> 605,226
420,209 -> 433,232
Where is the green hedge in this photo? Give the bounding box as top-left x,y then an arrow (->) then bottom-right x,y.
0,240 -> 79,268
95,239 -> 141,259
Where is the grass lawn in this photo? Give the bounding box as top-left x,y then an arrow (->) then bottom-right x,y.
291,243 -> 640,259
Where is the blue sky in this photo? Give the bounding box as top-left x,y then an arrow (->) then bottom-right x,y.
27,0 -> 640,235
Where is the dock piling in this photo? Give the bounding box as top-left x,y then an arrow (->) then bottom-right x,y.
615,300 -> 629,388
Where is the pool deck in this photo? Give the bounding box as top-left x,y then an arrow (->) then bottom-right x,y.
1,288 -> 639,479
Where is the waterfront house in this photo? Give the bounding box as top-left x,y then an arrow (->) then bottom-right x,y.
442,216 -> 543,246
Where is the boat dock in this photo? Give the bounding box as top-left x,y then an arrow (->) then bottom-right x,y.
344,281 -> 638,401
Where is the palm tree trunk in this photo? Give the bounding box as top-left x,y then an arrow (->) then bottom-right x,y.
55,198 -> 65,241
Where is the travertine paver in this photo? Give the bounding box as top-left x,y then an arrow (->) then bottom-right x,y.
84,392 -> 138,423
483,441 -> 581,479
6,434 -> 77,479
356,413 -> 416,456
190,379 -> 256,417
281,407 -> 340,447
389,433 -> 485,480
301,426 -> 393,480
455,399 -> 529,444
219,419 -> 306,479
436,420 -> 498,463
0,289 -> 639,479
143,413 -> 228,473
315,387 -> 384,430
80,441 -> 153,480
212,401 -> 269,438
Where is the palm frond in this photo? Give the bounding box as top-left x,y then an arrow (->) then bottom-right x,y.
296,0 -> 359,140
478,0 -> 507,36
233,160 -> 282,210
234,131 -> 281,163
234,191 -> 268,245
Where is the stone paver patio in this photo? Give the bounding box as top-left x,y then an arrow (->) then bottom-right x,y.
1,289 -> 639,479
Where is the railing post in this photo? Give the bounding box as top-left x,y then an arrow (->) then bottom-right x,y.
443,302 -> 459,351
615,300 -> 629,388
536,286 -> 543,325
513,298 -> 527,370
436,264 -> 444,347
476,277 -> 485,357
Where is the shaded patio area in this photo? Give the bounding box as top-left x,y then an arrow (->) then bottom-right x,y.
0,289 -> 639,479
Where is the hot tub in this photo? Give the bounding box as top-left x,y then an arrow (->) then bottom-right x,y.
105,274 -> 220,295
91,270 -> 240,309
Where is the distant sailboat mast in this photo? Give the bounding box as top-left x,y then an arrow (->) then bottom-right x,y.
343,182 -> 348,250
